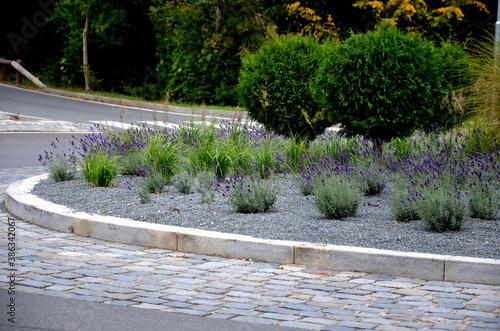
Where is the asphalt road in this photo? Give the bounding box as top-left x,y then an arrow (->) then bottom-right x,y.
0,290 -> 292,331
0,84 -> 200,125
0,132 -> 87,168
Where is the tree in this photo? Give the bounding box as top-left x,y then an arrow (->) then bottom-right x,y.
284,1 -> 339,40
149,0 -> 276,105
353,0 -> 490,40
50,0 -> 155,91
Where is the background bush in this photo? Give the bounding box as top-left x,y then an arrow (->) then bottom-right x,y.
313,24 -> 448,145
238,34 -> 332,141
433,41 -> 477,130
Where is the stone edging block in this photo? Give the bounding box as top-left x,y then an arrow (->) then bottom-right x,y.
5,175 -> 500,285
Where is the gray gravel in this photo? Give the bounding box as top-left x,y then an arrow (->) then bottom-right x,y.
31,174 -> 500,259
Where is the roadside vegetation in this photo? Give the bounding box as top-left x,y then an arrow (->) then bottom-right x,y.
31,13 -> 499,233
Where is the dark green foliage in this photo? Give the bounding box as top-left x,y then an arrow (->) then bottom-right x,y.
313,24 -> 448,143
150,1 -> 270,105
432,41 -> 477,130
238,34 -> 332,140
47,0 -> 155,91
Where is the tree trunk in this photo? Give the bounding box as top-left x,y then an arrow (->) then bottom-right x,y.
215,4 -> 226,33
82,14 -> 90,91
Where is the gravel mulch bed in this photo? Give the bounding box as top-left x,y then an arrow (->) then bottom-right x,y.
32,174 -> 500,260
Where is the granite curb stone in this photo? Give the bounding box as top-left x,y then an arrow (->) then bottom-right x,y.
6,174 -> 500,285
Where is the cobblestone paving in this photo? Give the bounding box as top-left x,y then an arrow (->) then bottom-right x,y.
1,167 -> 500,330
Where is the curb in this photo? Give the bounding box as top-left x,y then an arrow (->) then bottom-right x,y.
6,175 -> 500,286
41,88 -> 247,120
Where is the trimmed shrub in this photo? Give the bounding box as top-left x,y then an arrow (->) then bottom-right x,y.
238,34 -> 332,141
313,24 -> 447,144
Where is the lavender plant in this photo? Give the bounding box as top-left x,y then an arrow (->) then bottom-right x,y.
314,175 -> 363,219
417,190 -> 469,232
172,171 -> 194,194
226,175 -> 278,213
141,171 -> 167,194
47,155 -> 77,182
388,183 -> 420,222
350,161 -> 385,196
468,181 -> 499,220
117,151 -> 145,176
194,170 -> 217,203
138,186 -> 152,204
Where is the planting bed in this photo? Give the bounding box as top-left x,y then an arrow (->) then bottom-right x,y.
32,173 -> 500,260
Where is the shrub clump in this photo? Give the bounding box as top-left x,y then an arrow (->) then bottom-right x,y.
141,172 -> 167,194
417,191 -> 469,232
313,24 -> 448,144
313,176 -> 363,219
47,156 -> 76,182
194,170 -> 217,203
469,182 -> 499,220
388,184 -> 420,222
226,176 -> 278,213
172,171 -> 194,194
238,34 -> 331,141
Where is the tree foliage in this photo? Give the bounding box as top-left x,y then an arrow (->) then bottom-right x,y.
149,0 -> 277,105
1,0 -> 495,105
238,34 -> 330,140
312,24 -> 448,143
48,0 -> 154,90
353,0 -> 490,40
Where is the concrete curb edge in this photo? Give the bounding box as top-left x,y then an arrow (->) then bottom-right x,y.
5,175 -> 500,285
